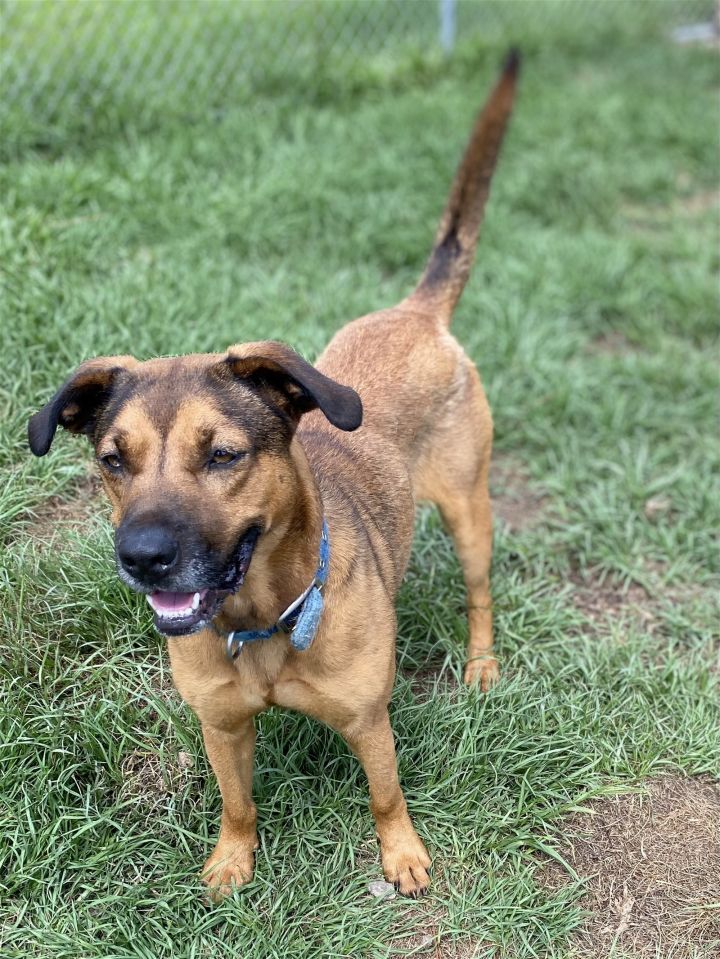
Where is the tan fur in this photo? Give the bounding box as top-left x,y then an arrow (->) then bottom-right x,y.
29,56 -> 520,898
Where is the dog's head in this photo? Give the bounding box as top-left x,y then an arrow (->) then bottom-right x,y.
28,342 -> 361,636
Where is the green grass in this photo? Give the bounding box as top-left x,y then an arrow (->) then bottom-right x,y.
1,3 -> 719,957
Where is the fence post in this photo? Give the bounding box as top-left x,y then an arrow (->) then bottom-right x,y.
440,0 -> 456,54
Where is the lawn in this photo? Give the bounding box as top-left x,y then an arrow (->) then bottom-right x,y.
1,3 -> 718,957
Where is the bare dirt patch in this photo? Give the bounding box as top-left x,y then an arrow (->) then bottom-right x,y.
540,776 -> 720,958
28,471 -> 105,542
388,917 -> 491,958
490,455 -> 546,532
679,189 -> 720,216
571,572 -> 658,636
622,188 -> 719,236
586,330 -> 639,356
120,747 -> 196,808
570,565 -> 719,648
404,664 -> 462,700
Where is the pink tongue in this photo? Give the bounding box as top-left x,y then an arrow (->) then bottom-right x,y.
150,591 -> 198,613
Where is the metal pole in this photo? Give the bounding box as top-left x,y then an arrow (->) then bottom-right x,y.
440,0 -> 456,55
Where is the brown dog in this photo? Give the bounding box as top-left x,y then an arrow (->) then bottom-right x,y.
28,54 -> 519,898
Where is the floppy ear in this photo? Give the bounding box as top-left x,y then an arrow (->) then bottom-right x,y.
28,356 -> 137,456
223,341 -> 362,432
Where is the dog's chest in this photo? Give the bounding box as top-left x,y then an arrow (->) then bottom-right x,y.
268,675 -> 358,730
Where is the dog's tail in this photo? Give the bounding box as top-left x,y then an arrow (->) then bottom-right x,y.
411,50 -> 520,322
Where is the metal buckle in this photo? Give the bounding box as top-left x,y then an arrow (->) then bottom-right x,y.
276,614 -> 293,634
276,581 -> 313,633
227,632 -> 244,659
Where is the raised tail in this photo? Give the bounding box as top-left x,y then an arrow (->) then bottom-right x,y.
412,50 -> 520,321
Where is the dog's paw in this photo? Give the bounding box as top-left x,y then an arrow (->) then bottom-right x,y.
464,655 -> 499,691
201,838 -> 256,902
381,832 -> 431,898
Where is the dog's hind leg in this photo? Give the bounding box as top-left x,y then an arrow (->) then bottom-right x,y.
438,465 -> 497,690
415,367 -> 497,690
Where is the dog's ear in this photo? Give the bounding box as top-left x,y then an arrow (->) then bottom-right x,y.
222,341 -> 362,432
28,356 -> 137,456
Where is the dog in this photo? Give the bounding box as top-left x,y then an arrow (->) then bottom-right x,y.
28,53 -> 519,899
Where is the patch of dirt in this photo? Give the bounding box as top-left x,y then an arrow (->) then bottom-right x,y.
571,572 -> 659,636
28,471 -> 105,542
570,565 -> 719,644
120,748 -> 196,807
433,937 -> 492,958
680,189 -> 720,216
623,188 -> 719,235
540,776 -> 720,958
389,921 -> 491,958
586,330 -> 639,356
404,666 -> 462,701
490,455 -> 546,532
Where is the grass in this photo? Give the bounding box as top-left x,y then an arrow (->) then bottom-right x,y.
1,2 -> 719,957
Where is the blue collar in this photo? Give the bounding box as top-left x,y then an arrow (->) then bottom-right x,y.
223,520 -> 329,661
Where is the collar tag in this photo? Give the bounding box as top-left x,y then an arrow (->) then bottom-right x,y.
289,585 -> 324,651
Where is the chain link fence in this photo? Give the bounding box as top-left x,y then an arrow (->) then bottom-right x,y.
1,0 -> 715,124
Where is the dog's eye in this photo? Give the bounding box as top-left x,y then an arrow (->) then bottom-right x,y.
100,452 -> 122,472
209,448 -> 244,468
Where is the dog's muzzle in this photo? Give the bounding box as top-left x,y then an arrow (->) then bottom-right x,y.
117,524 -> 261,636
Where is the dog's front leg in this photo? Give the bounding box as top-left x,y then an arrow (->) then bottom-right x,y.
200,720 -> 259,899
344,712 -> 430,897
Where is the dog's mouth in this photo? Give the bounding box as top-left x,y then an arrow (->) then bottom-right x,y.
146,526 -> 261,637
146,587 -> 220,636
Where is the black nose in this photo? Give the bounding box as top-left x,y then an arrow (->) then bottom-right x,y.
117,525 -> 179,581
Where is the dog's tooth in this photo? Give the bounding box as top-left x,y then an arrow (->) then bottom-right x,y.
191,592 -> 200,611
